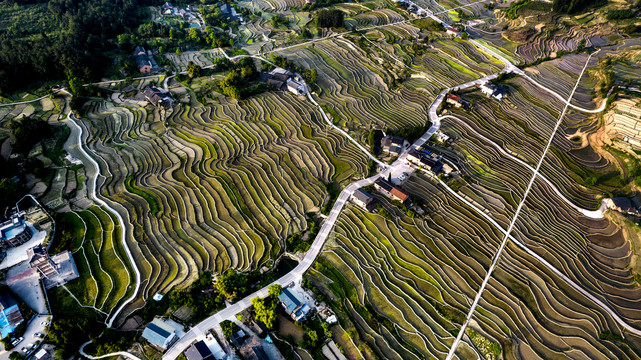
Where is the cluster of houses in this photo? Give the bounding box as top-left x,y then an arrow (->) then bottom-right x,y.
479,81 -> 506,100
446,27 -> 461,37
374,178 -> 410,204
278,288 -> 312,322
133,46 -> 162,75
605,197 -> 641,216
162,2 -> 199,23
350,189 -> 377,211
143,286 -> 316,359
144,86 -> 174,108
434,130 -> 452,144
261,68 -> 307,95
184,338 -> 226,360
0,292 -> 24,339
220,4 -> 243,22
26,245 -> 80,289
446,93 -> 470,109
407,148 -> 444,174
381,135 -> 410,155
0,212 -> 32,248
394,0 -> 430,17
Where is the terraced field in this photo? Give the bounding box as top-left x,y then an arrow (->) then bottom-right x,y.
275,35 -> 503,137
524,53 -> 601,110
77,90 -> 368,322
316,121 -> 641,359
65,206 -> 133,317
318,174 -> 508,359
444,75 -> 614,209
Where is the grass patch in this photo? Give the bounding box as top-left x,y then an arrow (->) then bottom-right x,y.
300,125 -> 351,180
124,175 -> 160,216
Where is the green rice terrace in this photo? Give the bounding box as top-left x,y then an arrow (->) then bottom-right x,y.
1,0 -> 641,358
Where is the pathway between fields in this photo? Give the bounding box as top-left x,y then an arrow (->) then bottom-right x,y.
415,165 -> 641,341
0,95 -> 49,107
440,114 -> 607,218
62,93 -> 142,328
444,50 -> 599,360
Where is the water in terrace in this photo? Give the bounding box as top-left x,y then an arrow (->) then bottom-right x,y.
274,257 -> 299,278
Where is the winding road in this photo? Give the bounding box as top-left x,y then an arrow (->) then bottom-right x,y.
62,100 -> 142,328
50,4 -> 631,359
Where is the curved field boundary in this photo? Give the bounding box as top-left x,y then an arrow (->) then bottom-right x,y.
416,166 -> 641,340
64,104 -> 141,328
440,115 -> 606,219
0,95 -> 48,107
445,50 -> 606,360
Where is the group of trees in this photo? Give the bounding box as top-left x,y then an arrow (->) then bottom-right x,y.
0,0 -> 149,93
0,117 -> 54,213
215,270 -> 248,301
285,217 -> 319,253
169,271 -> 226,321
250,284 -> 282,329
316,9 -> 344,28
10,117 -> 52,154
552,0 -> 606,14
302,0 -> 342,10
270,55 -> 318,84
215,58 -> 264,99
391,122 -> 433,143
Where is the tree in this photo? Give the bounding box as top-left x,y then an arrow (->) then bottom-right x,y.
268,284 -> 282,298
9,352 -> 23,360
322,322 -> 333,338
187,62 -> 202,78
316,9 -> 344,28
304,329 -> 319,347
251,297 -> 277,328
1,337 -> 13,351
220,320 -> 238,337
215,270 -> 247,301
308,68 -> 318,84
188,27 -> 201,43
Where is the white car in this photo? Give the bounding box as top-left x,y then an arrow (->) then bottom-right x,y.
40,321 -> 50,326
34,333 -> 43,338
21,347 -> 27,353
12,337 -> 23,346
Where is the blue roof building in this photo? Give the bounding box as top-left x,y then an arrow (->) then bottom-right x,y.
142,318 -> 177,351
278,289 -> 301,315
0,292 -> 23,339
278,289 -> 311,321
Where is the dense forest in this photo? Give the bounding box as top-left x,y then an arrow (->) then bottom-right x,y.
552,0 -> 607,13
0,0 -> 150,94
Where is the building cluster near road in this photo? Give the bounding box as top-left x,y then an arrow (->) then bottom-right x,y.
261,68 -> 308,95
0,203 -> 76,360
146,282 -> 347,360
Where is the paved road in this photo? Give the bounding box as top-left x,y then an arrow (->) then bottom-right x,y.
307,91 -> 387,168
0,95 -> 49,107
79,341 -> 141,360
445,50 -> 600,360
